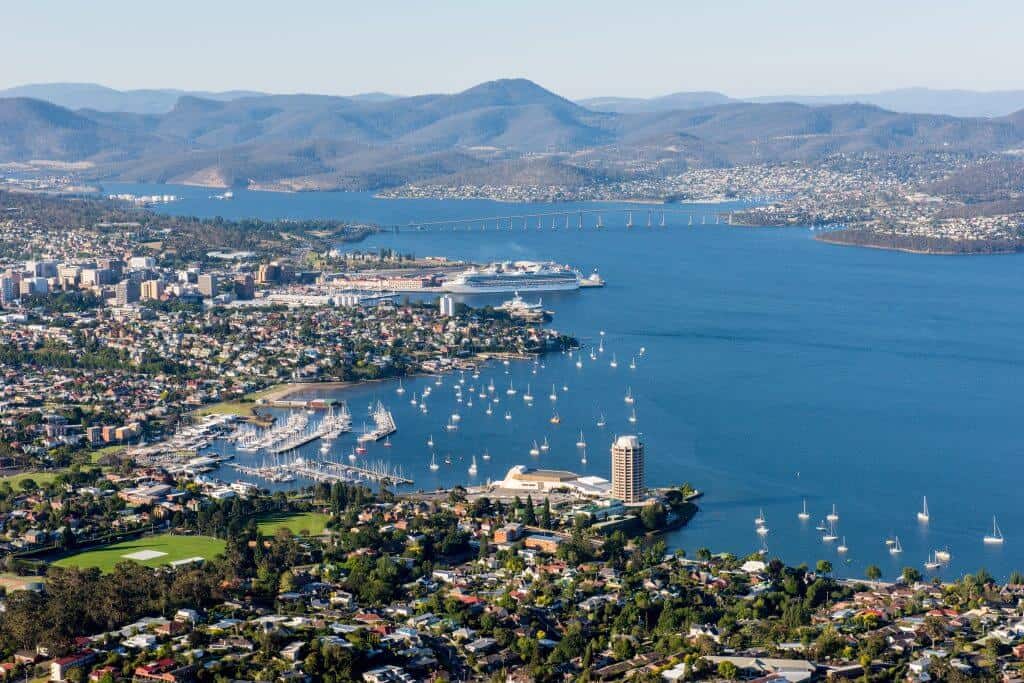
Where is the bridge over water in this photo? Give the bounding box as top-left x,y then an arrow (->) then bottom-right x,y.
388,208 -> 732,232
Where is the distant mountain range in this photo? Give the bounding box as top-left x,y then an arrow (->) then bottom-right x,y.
0,83 -> 403,115
580,87 -> 1024,119
1,79 -> 1023,191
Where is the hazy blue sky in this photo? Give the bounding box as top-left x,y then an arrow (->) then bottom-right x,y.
3,0 -> 1021,98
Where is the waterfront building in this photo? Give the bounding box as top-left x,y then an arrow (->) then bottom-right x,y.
611,434 -> 645,504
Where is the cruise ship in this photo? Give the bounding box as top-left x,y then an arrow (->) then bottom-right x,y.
442,261 -> 586,293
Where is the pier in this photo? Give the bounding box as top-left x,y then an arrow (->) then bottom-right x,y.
231,457 -> 412,486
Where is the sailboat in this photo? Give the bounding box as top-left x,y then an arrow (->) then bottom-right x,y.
837,536 -> 849,554
504,411 -> 512,421
580,447 -> 588,464
609,354 -> 618,369
485,405 -> 493,416
523,384 -> 534,402
924,552 -> 940,571
917,496 -> 930,523
550,412 -> 561,424
451,411 -> 461,423
396,378 -> 405,395
446,418 -> 458,432
754,509 -> 766,525
429,452 -> 440,471
827,504 -> 839,522
822,521 -> 839,542
889,536 -> 903,554
983,516 -> 1004,544
549,384 -> 558,401
756,524 -> 769,536
410,392 -> 419,406
488,379 -> 495,393
540,437 -> 550,452
575,353 -> 583,369
798,500 -> 810,520
468,456 -> 478,475
576,430 -> 587,448
506,380 -> 516,396
624,387 -> 634,404
482,450 -> 491,461
629,356 -> 637,370
628,408 -> 637,424
529,441 -> 540,456
596,413 -> 606,428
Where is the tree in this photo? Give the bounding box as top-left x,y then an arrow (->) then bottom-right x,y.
478,534 -> 490,562
523,495 -> 537,526
816,560 -> 832,577
717,660 -> 739,680
902,566 -> 922,584
865,565 -> 882,582
540,498 -> 552,529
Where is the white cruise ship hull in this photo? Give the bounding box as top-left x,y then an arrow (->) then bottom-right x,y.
443,280 -> 580,293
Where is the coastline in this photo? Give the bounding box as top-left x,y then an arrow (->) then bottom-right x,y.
814,232 -> 1023,256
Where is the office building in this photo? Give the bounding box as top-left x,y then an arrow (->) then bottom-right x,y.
115,280 -> 141,306
198,274 -> 217,297
611,435 -> 645,504
140,279 -> 164,301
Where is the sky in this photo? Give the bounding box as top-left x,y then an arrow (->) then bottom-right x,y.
2,0 -> 1022,98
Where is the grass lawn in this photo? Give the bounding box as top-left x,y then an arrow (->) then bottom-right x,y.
194,400 -> 258,418
0,470 -> 63,489
53,534 -> 225,572
90,444 -> 127,463
257,511 -> 330,537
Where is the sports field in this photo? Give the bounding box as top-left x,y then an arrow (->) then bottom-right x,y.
256,511 -> 330,536
52,534 -> 225,572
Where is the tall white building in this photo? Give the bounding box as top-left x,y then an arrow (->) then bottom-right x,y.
611,434 -> 645,504
439,294 -> 455,317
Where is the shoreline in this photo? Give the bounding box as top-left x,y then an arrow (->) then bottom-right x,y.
814,233 -> 1023,256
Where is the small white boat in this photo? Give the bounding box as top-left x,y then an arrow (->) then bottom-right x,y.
562,384 -> 568,392
629,356 -> 637,370
549,384 -> 558,401
609,354 -> 618,368
451,412 -> 461,423
826,504 -> 839,522
628,408 -> 637,424
523,384 -> 534,402
924,552 -> 940,571
529,441 -> 540,456
798,500 -> 810,520
983,516 -> 1004,544
506,380 -> 516,396
468,456 -> 478,476
754,509 -> 766,526
485,405 -> 493,416
540,437 -> 549,452
837,536 -> 848,554
429,452 -> 439,471
580,447 -> 587,464
917,496 -> 930,523
488,379 -> 495,393
822,520 -> 838,542
396,378 -> 405,395
348,450 -> 357,462
482,450 -> 491,461
756,525 -> 769,536
576,430 -> 587,448
624,387 -> 634,404
435,376 -> 442,386
889,536 -> 903,554
596,413 -> 606,428
575,354 -> 583,369
504,411 -> 512,421
446,420 -> 458,432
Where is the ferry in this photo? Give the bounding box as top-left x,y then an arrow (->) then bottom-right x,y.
496,291 -> 545,315
443,261 -> 585,293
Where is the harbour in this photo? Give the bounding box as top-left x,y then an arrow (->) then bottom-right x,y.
124,182 -> 1024,580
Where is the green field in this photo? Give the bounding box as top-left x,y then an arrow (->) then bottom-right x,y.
257,511 -> 330,537
53,534 -> 225,572
0,470 -> 63,489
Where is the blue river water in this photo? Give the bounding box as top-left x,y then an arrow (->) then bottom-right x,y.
110,183 -> 1024,580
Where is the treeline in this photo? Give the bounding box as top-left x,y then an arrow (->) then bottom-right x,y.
817,229 -> 1024,254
